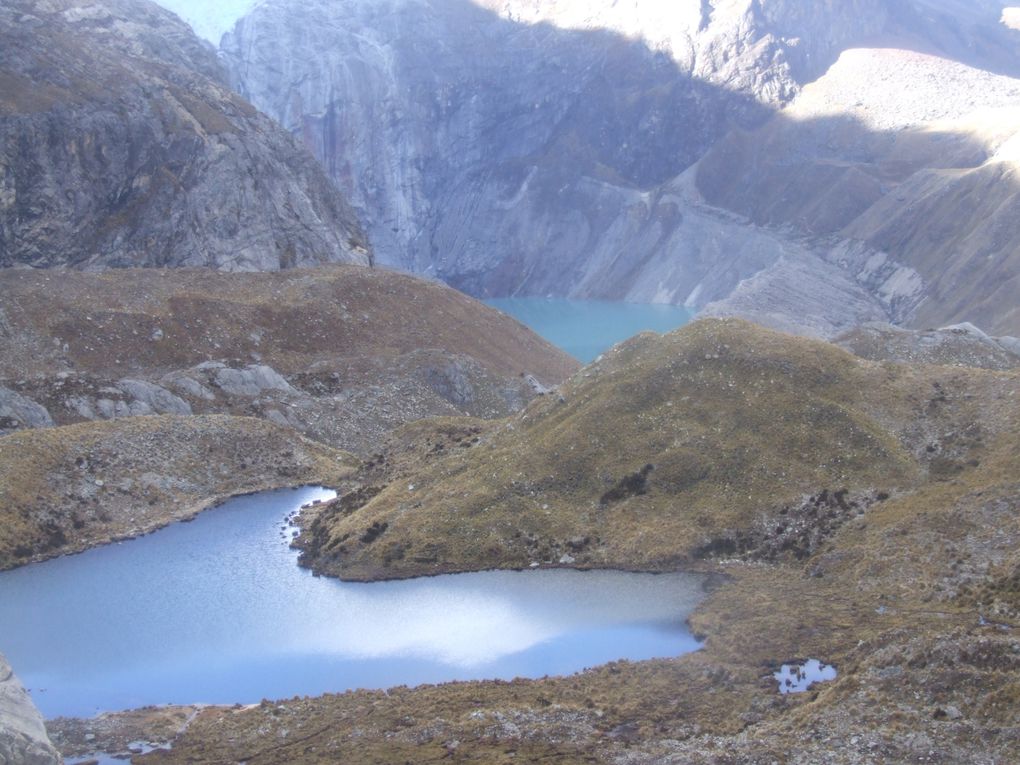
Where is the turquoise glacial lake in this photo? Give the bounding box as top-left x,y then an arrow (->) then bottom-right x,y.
485,298 -> 693,362
0,487 -> 705,718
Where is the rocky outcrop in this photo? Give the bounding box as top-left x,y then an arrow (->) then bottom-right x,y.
0,266 -> 578,451
0,654 -> 60,764
836,322 -> 1020,370
0,387 -> 52,431
0,0 -> 369,271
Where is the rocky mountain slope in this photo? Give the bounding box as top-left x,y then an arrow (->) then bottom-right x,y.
835,321 -> 1020,370
696,44 -> 1020,336
0,0 -> 369,271
0,265 -> 577,452
0,414 -> 358,570
221,0 -> 881,292
0,653 -> 59,765
221,0 -> 1020,335
60,318 -> 1020,764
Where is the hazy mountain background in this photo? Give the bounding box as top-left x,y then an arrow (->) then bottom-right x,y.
138,0 -> 1020,337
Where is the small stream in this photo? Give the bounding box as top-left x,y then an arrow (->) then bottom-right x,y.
0,487 -> 706,718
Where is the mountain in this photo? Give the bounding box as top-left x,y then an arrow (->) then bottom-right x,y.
0,265 -> 578,453
695,42 -> 1020,336
0,0 -> 369,270
220,0 -> 883,286
221,0 -> 1020,335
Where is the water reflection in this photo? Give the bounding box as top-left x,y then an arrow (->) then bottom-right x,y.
774,659 -> 837,693
0,488 -> 704,717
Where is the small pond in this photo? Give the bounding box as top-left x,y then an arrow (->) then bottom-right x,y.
0,487 -> 705,718
485,298 -> 693,362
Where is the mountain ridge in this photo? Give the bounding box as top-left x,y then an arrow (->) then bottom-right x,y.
0,0 -> 370,271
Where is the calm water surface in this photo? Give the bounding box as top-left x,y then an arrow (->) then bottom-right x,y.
0,487 -> 704,718
485,298 -> 692,362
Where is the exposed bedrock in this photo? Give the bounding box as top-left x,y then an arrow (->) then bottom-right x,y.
222,0 -> 1020,335
0,654 -> 60,765
0,0 -> 369,271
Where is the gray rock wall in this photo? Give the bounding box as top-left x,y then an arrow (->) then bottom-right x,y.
221,0 -> 1020,336
220,0 -> 895,298
0,0 -> 370,271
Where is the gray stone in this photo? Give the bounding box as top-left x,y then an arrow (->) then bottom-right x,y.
0,653 -> 61,765
117,379 -> 193,415
424,362 -> 475,408
212,365 -> 294,397
0,387 -> 53,429
96,397 -> 150,419
160,372 -> 217,402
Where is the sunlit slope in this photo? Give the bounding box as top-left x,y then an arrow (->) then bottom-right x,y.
300,319 -> 1019,579
697,47 -> 1020,335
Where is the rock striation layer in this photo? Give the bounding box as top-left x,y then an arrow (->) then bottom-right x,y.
0,0 -> 369,271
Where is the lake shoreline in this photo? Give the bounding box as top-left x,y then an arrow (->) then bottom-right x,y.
2,481 -> 345,573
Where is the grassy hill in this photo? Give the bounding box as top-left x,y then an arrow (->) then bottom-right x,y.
0,266 -> 578,453
300,319 -> 1016,580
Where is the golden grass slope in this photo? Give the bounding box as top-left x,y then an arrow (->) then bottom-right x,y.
0,265 -> 576,382
300,319 -> 1019,580
0,415 -> 358,570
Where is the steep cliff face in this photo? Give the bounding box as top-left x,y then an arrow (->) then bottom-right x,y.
222,0 -> 1020,335
222,0 -> 892,294
0,654 -> 60,765
0,0 -> 370,271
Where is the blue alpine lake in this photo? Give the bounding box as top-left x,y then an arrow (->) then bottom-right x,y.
0,487 -> 705,718
484,298 -> 693,362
